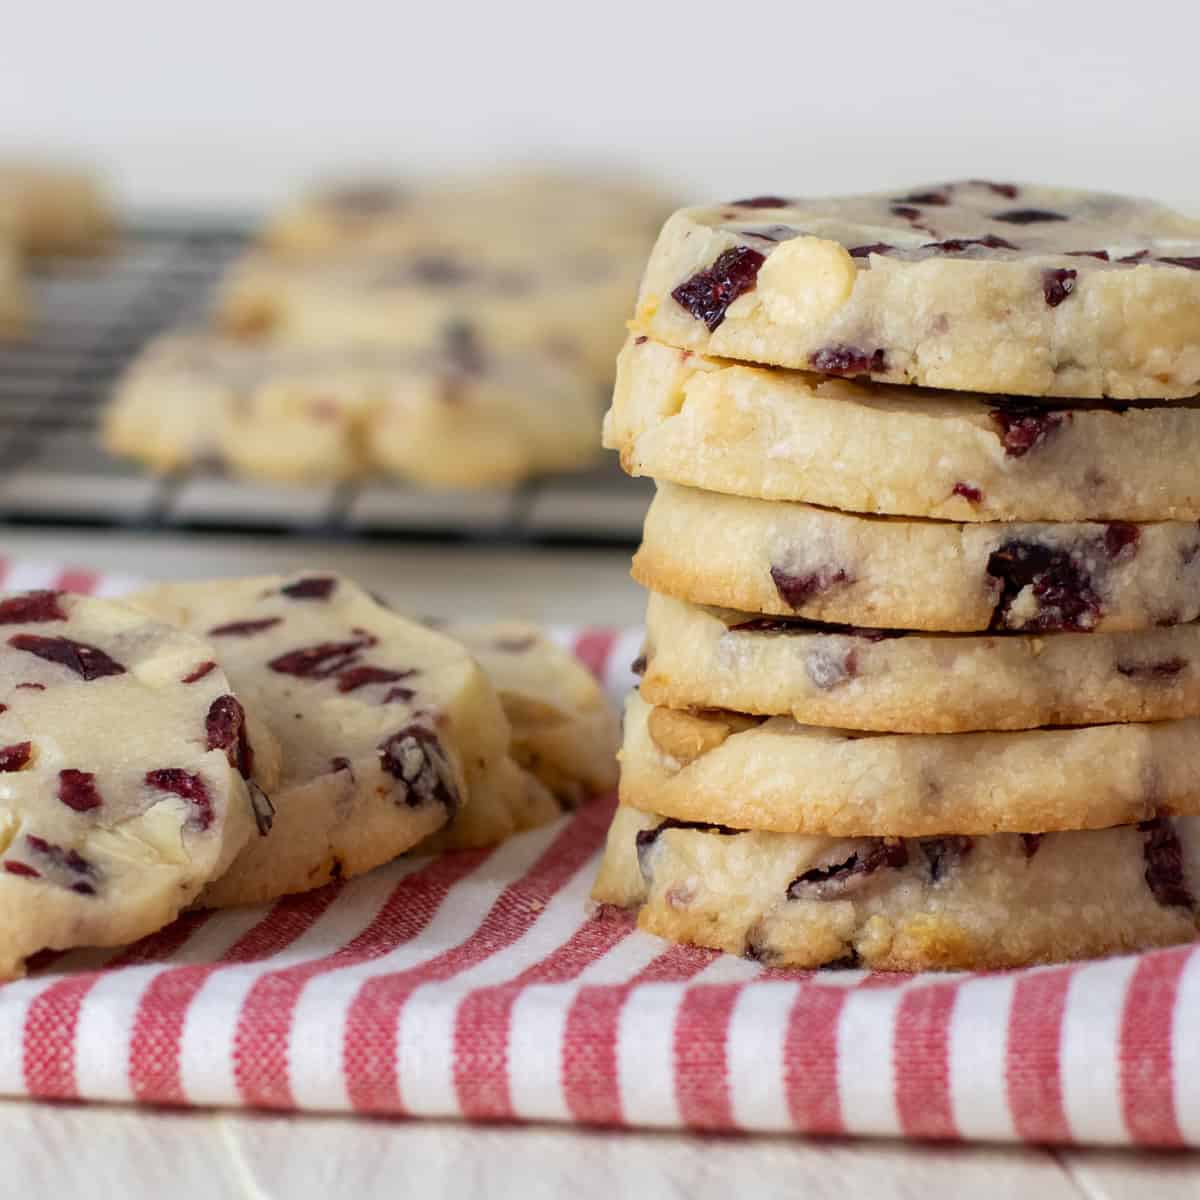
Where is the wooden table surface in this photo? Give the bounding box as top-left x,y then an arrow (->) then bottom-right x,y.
4,527 -> 1198,1197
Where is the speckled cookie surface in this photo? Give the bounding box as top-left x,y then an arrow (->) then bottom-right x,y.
215,243 -> 637,387
634,483 -> 1200,633
0,163 -> 114,256
619,691 -> 1200,837
592,803 -> 1200,970
103,330 -> 600,487
640,592 -> 1200,733
129,573 -> 513,906
0,591 -> 271,977
608,335 -> 1200,522
631,181 -> 1200,399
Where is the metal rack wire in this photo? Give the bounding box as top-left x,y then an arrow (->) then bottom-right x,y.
0,220 -> 650,546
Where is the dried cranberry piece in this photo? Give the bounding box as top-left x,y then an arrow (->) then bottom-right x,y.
1104,522 -> 1140,561
992,209 -> 1069,224
670,246 -> 766,331
383,685 -> 416,703
331,756 -> 352,773
787,840 -> 909,900
268,632 -> 376,680
808,345 -> 888,377
336,665 -> 416,694
630,653 -> 648,676
145,768 -> 213,831
1140,817 -> 1194,909
769,564 -> 852,610
1020,833 -> 1043,859
208,617 -> 282,638
986,540 -> 1102,632
1065,250 -> 1110,261
925,234 -> 1018,253
378,725 -> 459,816
15,683 -> 43,691
58,769 -> 102,813
4,861 -> 39,878
805,646 -> 857,690
1116,657 -> 1187,680
970,180 -> 1019,198
206,694 -> 253,779
729,195 -> 790,208
1043,268 -> 1077,307
989,406 -> 1066,457
896,190 -> 949,206
921,836 -> 974,882
248,782 -> 274,836
633,335 -> 648,346
848,242 -> 896,258
890,205 -> 921,220
1119,250 -> 1150,264
26,835 -> 95,878
9,634 -> 125,681
0,591 -> 67,624
1159,256 -> 1200,270
0,741 -> 31,771
182,660 -> 217,684
280,577 -> 337,601
953,482 -> 983,504
635,817 -> 740,877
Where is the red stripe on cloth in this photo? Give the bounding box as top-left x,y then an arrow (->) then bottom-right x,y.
53,569 -> 99,595
344,811 -> 603,1116
1120,945 -> 1193,1147
1006,966 -> 1074,1144
128,887 -> 343,1105
561,942 -> 718,1126
21,912 -> 215,1101
894,981 -> 960,1139
571,629 -> 617,684
784,983 -> 848,1134
232,850 -> 489,1110
673,983 -> 743,1130
452,802 -> 627,1120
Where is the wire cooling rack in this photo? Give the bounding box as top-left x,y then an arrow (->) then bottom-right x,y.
0,219 -> 650,547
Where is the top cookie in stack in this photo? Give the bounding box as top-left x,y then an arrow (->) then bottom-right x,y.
594,181 -> 1200,971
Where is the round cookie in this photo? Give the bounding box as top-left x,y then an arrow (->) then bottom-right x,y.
103,330 -> 601,487
262,169 -> 671,263
620,691 -> 1200,837
608,334 -> 1200,522
439,619 -> 619,804
0,162 -> 114,256
0,590 -> 274,978
215,245 -> 638,387
0,244 -> 29,339
632,180 -> 1200,400
593,804 -> 1200,970
640,592 -> 1200,733
128,573 -> 514,907
634,482 -> 1200,634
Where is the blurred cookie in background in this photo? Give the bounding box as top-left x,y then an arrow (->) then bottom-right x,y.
0,162 -> 115,257
0,242 -> 30,338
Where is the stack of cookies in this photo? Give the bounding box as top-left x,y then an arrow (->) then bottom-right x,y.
0,572 -> 618,979
103,170 -> 672,488
594,181 -> 1200,970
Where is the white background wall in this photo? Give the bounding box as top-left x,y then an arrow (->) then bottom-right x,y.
1,0 -> 1196,213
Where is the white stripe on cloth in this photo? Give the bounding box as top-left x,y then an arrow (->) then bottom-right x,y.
836,983 -> 906,1138
948,972 -> 1018,1142
727,982 -> 798,1133
617,982 -> 690,1128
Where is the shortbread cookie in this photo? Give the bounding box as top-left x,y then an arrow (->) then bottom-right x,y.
440,619 -> 619,804
593,804 -> 1200,970
608,335 -> 1200,521
634,482 -> 1200,633
103,330 -> 600,486
215,246 -> 637,385
0,163 -> 114,256
632,180 -> 1200,399
262,169 -> 670,262
0,590 -> 273,978
640,593 -> 1200,733
129,574 -> 513,906
620,691 -> 1200,836
0,244 -> 29,338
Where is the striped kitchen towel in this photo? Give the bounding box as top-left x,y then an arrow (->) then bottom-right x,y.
0,558 -> 1196,1147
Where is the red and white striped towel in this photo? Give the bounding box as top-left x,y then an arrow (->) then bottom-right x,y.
0,559 -> 1196,1147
